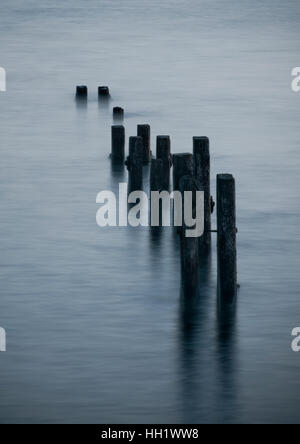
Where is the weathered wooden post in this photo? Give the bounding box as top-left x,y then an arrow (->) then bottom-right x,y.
76,85 -> 88,98
111,125 -> 125,163
137,124 -> 151,164
156,136 -> 172,190
172,153 -> 194,191
193,137 -> 211,253
113,107 -> 124,122
126,136 -> 143,192
150,159 -> 164,227
217,174 -> 237,303
179,175 -> 199,298
150,158 -> 164,192
98,86 -> 110,98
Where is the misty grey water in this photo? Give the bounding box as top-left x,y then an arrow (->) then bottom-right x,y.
0,0 -> 300,424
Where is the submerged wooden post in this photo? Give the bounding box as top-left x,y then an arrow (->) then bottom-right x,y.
76,85 -> 87,98
193,137 -> 211,253
98,86 -> 110,98
217,174 -> 237,303
111,125 -> 125,163
127,136 -> 143,192
150,158 -> 164,227
172,153 -> 194,191
179,175 -> 199,297
113,107 -> 124,122
156,136 -> 172,190
150,158 -> 163,192
137,124 -> 151,164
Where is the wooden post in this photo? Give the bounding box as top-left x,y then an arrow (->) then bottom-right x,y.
137,124 -> 151,164
150,158 -> 163,192
172,153 -> 194,191
156,136 -> 172,190
76,86 -> 87,98
217,174 -> 237,303
150,159 -> 164,227
179,175 -> 199,297
111,125 -> 125,163
193,137 -> 211,253
98,86 -> 110,98
127,136 -> 143,192
113,107 -> 124,122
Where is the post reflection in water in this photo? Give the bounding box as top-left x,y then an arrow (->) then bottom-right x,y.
148,226 -> 165,281
149,226 -> 164,251
215,297 -> 238,423
98,96 -> 110,112
177,254 -> 213,423
110,157 -> 126,190
75,96 -> 88,111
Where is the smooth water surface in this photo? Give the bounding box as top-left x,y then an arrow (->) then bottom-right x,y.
0,0 -> 300,423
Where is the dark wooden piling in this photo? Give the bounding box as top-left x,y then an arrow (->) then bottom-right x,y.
137,124 -> 151,164
172,153 -> 194,191
76,85 -> 88,98
127,136 -> 143,192
150,158 -> 164,192
217,174 -> 237,303
111,125 -> 125,163
150,159 -> 164,226
193,137 -> 211,253
113,107 -> 124,122
98,86 -> 110,98
179,175 -> 199,297
156,136 -> 172,190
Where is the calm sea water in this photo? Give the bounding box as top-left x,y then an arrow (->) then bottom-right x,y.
0,0 -> 300,424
